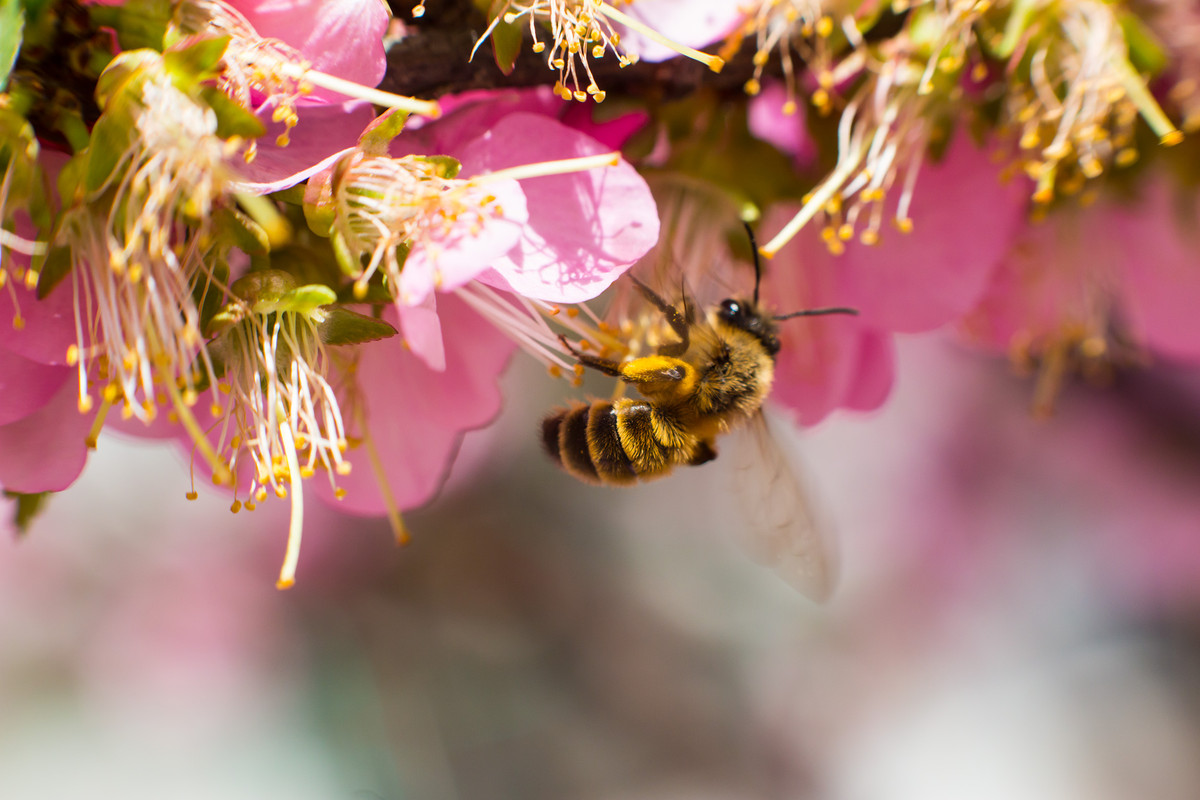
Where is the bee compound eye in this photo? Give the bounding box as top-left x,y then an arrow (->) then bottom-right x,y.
720,299 -> 740,319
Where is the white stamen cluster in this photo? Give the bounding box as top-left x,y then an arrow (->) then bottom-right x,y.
64,78 -> 233,422
331,154 -> 504,303
174,0 -> 312,149
739,0 -> 834,115
208,299 -> 350,587
490,0 -> 631,102
1006,0 -> 1182,204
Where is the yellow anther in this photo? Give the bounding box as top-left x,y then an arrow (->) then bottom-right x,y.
336,462 -> 352,475
231,500 -> 242,513
186,491 -> 199,501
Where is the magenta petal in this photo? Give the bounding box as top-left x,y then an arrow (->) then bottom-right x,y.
314,295 -> 515,514
836,135 -> 1028,332
457,113 -> 659,302
233,0 -> 389,101
1113,180 -> 1200,361
0,351 -> 70,425
233,101 -> 373,194
394,88 -> 566,156
0,373 -> 93,493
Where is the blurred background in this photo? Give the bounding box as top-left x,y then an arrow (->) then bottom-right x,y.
5,333 -> 1200,800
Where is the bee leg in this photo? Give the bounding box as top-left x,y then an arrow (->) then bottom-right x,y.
688,440 -> 718,466
558,334 -> 623,377
629,275 -> 690,357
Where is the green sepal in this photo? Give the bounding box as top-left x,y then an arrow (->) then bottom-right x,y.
214,205 -> 270,256
34,245 -> 73,299
0,0 -> 23,93
416,154 -> 461,179
83,113 -> 132,193
196,256 -> 230,336
5,490 -> 50,537
358,108 -> 409,155
304,199 -> 336,238
200,84 -> 267,139
329,228 -> 359,275
94,49 -> 159,109
87,0 -> 172,52
488,0 -> 524,76
279,283 -> 339,315
163,34 -> 229,82
1119,10 -> 1168,77
318,307 -> 398,346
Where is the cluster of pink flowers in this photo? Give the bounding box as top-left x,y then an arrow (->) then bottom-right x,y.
3,0 -> 1199,587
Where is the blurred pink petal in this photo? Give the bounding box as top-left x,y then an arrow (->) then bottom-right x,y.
314,294 -> 515,514
396,294 -> 446,372
761,207 -> 896,425
0,351 -> 70,426
457,113 -> 659,303
836,135 -> 1029,332
1113,180 -> 1200,361
0,375 -> 94,493
747,82 -> 817,166
958,208 -> 1111,354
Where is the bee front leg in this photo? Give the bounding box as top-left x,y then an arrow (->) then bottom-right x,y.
688,440 -> 718,466
558,334 -> 624,377
629,276 -> 691,357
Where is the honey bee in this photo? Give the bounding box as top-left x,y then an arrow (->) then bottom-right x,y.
541,224 -> 855,599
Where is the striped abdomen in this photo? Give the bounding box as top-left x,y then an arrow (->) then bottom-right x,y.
540,399 -> 715,486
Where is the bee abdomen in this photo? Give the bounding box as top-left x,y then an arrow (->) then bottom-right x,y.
543,400 -> 691,486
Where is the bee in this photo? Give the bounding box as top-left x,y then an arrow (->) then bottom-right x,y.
540,224 -> 856,599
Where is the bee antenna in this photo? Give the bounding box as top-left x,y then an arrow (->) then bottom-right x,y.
743,221 -> 763,306
774,307 -> 859,321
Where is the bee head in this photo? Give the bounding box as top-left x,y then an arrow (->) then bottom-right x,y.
718,297 -> 782,355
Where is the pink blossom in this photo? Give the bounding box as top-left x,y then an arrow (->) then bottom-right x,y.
959,177 -> 1200,367
311,294 -> 515,515
827,135 -> 1030,333
223,0 -> 390,194
759,206 -> 896,427
748,83 -> 817,167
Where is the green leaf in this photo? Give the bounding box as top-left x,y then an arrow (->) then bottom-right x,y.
318,307 -> 398,346
489,0 -> 523,76
5,491 -> 50,537
0,0 -> 23,93
200,85 -> 266,140
35,245 -> 73,299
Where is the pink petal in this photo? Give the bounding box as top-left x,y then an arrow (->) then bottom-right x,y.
396,293 -> 446,372
0,351 -> 71,425
233,101 -> 374,194
836,134 -> 1029,332
958,205 -> 1115,353
0,215 -> 76,365
456,113 -> 659,302
747,82 -> 817,166
0,372 -> 94,493
761,208 -> 896,426
398,177 -> 530,306
232,0 -> 389,102
1113,179 -> 1200,361
615,0 -> 743,62
395,87 -> 566,155
314,294 -> 515,514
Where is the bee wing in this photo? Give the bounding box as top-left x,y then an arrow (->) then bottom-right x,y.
726,410 -> 839,602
